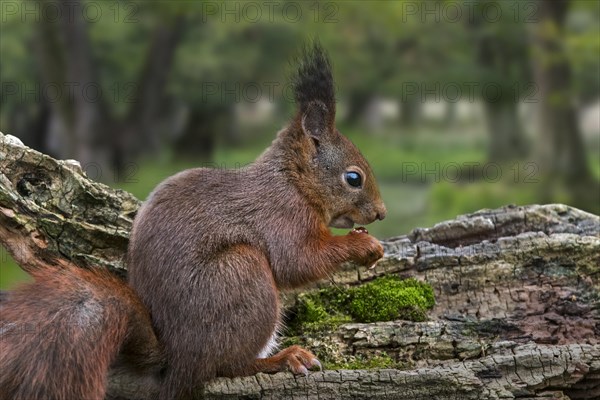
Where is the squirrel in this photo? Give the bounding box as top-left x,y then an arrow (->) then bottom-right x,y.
0,42 -> 386,400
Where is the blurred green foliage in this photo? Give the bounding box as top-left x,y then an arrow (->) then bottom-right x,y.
0,257 -> 31,290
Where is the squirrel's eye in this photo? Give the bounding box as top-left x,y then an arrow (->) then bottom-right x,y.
344,171 -> 362,188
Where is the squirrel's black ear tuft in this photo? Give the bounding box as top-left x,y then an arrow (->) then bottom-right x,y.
292,41 -> 336,125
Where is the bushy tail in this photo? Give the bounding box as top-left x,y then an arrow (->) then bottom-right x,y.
0,265 -> 158,400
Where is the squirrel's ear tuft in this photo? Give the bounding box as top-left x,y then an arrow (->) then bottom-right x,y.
292,41 -> 336,130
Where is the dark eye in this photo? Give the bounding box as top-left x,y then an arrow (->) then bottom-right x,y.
344,171 -> 362,188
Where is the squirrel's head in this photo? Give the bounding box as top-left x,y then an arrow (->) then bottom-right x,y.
285,42 -> 386,229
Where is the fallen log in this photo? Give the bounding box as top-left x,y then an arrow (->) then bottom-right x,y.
202,343 -> 599,400
1,132 -> 598,399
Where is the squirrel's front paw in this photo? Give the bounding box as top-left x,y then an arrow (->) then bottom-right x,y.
348,231 -> 384,268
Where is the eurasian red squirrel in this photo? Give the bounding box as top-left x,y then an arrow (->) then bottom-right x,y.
0,42 -> 386,400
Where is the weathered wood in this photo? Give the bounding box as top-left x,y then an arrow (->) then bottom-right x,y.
1,132 -> 138,275
202,343 -> 599,400
1,132 -> 599,399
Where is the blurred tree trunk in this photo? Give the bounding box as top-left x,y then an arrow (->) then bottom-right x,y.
7,101 -> 50,156
399,97 -> 422,129
114,17 -> 185,172
219,104 -> 242,148
530,0 -> 590,181
32,0 -> 86,162
173,105 -> 220,160
31,0 -> 112,168
30,0 -> 184,176
443,101 -> 457,127
472,17 -> 529,162
58,0 -> 111,168
483,100 -> 527,162
344,90 -> 372,126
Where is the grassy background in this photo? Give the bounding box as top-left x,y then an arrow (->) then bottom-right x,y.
2,125 -> 599,289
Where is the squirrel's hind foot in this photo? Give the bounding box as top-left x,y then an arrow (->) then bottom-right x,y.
254,345 -> 322,377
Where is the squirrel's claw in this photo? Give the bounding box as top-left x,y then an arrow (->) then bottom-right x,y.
282,345 -> 321,376
312,359 -> 323,371
300,357 -> 322,374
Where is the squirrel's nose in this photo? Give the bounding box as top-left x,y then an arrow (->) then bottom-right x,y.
375,204 -> 387,221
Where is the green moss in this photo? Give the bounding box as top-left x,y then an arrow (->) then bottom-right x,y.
297,297 -> 329,324
291,292 -> 352,334
288,276 -> 436,335
348,277 -> 435,323
279,335 -> 304,348
282,276 -> 435,370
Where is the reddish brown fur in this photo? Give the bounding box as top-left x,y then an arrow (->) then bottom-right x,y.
0,266 -> 163,400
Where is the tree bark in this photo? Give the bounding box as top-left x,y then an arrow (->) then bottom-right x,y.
1,132 -> 598,399
0,133 -> 138,275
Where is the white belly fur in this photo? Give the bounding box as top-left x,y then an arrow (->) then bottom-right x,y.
257,323 -> 281,358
